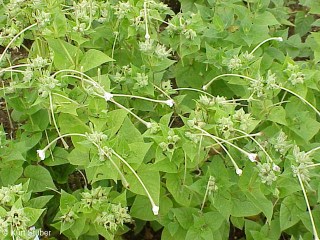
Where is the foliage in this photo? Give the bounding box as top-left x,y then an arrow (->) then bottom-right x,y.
0,0 -> 320,239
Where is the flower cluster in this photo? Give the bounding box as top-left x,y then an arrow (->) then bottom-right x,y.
269,130 -> 292,155
217,117 -> 234,139
227,55 -> 242,71
185,131 -> 201,144
166,12 -> 200,40
111,65 -> 132,83
134,72 -> 149,88
0,184 -> 24,206
248,71 -> 279,98
207,176 -> 218,194
60,209 -> 78,224
139,40 -> 172,59
38,71 -> 61,98
159,129 -> 180,153
80,186 -> 109,209
257,162 -> 280,185
32,10 -> 51,27
218,108 -> 255,138
113,1 -> 131,19
290,145 -> 313,183
286,63 -> 305,85
86,131 -> 108,145
232,108 -> 255,132
95,203 -> 131,233
98,146 -> 113,162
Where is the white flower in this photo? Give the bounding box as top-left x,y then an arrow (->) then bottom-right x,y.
276,37 -> 283,42
165,99 -> 174,107
104,92 -> 113,101
236,168 -> 243,176
248,153 -> 258,162
272,164 -> 281,172
37,149 -> 46,160
145,122 -> 152,129
152,205 -> 159,215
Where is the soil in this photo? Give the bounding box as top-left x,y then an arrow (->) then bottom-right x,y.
0,98 -> 17,139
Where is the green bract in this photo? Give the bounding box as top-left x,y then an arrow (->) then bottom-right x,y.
0,0 -> 320,239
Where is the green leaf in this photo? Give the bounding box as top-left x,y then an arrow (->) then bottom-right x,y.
24,165 -> 57,192
117,117 -> 143,143
127,142 -> 152,166
280,194 -> 305,231
172,207 -> 198,230
268,106 -> 287,125
231,192 -> 261,218
60,190 -> 78,211
166,173 -> 193,207
126,167 -> 160,205
24,208 -> 45,226
58,113 -> 91,134
68,148 -> 90,166
47,38 -> 83,70
105,109 -> 128,138
44,147 -> 70,166
79,49 -> 114,72
85,160 -> 119,184
254,11 -> 280,26
244,189 -> 274,224
26,195 -> 54,209
70,215 -> 86,239
0,163 -> 23,185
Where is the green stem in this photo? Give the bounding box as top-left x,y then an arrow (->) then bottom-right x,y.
0,23 -> 37,64
297,173 -> 319,240
49,92 -> 69,149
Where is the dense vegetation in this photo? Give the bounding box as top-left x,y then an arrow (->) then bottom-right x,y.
0,0 -> 320,239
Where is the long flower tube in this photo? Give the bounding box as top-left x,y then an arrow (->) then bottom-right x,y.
202,74 -> 320,118
0,23 -> 37,64
111,149 -> 160,215
193,126 -> 258,163
36,133 -> 129,188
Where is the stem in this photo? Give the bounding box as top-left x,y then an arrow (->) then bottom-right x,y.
48,93 -> 69,149
52,92 -> 81,104
234,128 -> 274,163
44,129 -> 55,161
200,180 -> 210,212
173,87 -> 214,97
43,133 -> 86,151
76,169 -> 88,189
52,69 -> 103,91
183,152 -> 187,186
0,23 -> 37,64
112,93 -> 170,104
193,127 -> 241,174
111,149 -> 159,215
250,37 -> 283,55
39,133 -> 129,188
194,126 -> 255,159
216,136 -> 242,175
306,146 -> 320,156
297,173 -> 319,240
305,163 -> 320,169
152,83 -> 171,99
278,86 -> 320,118
144,1 -> 150,40
202,73 -> 258,91
110,99 -> 151,128
0,64 -> 31,75
91,142 -> 129,189
149,16 -> 176,28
